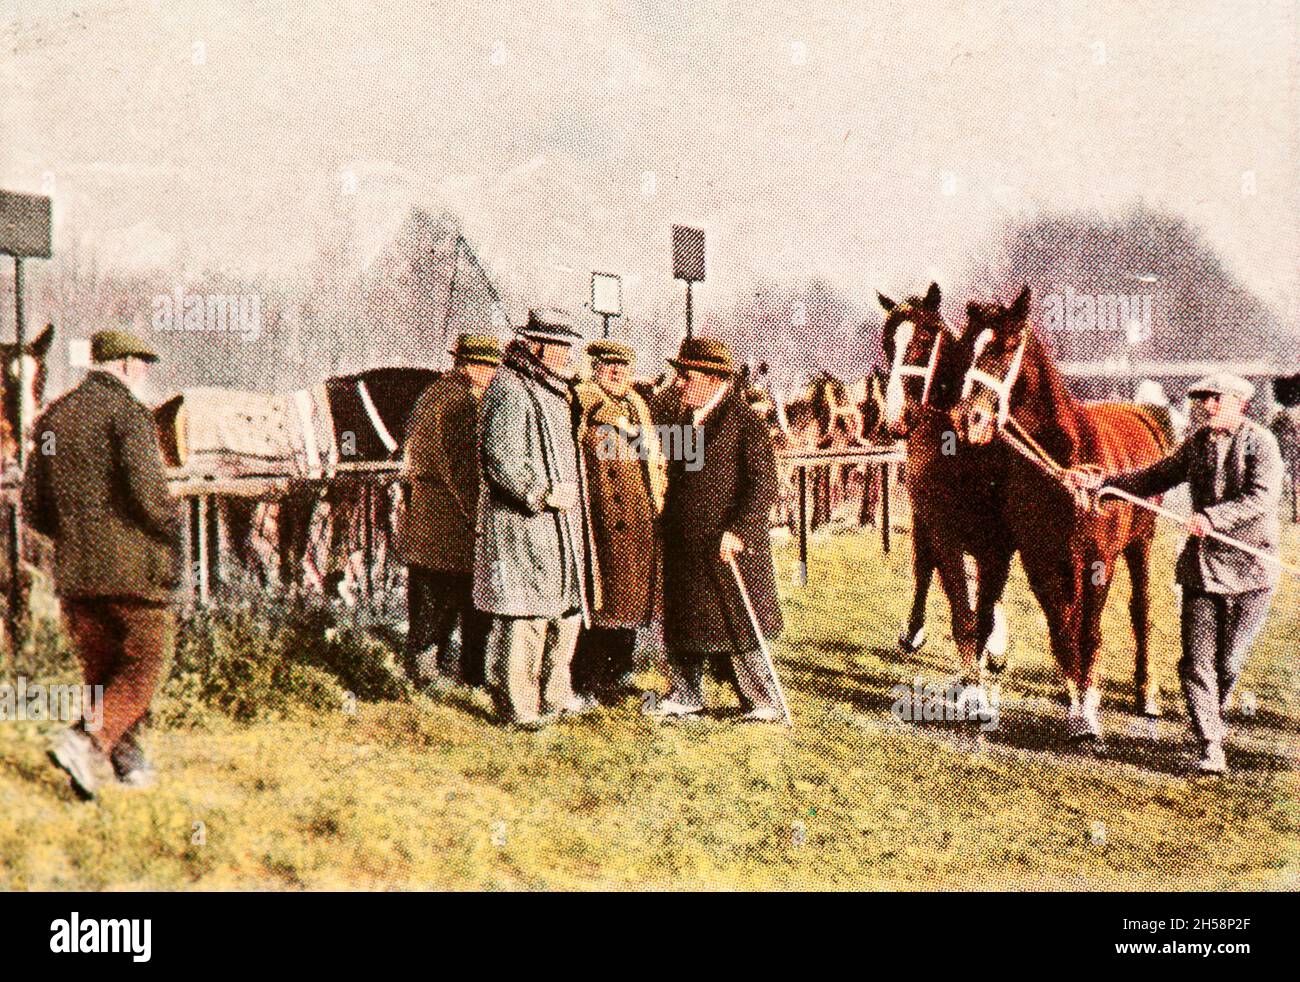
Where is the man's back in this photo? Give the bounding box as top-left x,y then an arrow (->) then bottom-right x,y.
23,371 -> 181,602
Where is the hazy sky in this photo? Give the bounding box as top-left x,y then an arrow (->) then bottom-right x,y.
2,0 -> 1297,323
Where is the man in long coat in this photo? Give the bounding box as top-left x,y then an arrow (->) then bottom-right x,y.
474,309 -> 594,727
570,340 -> 667,704
397,333 -> 500,687
1069,373 -> 1283,773
22,329 -> 183,797
650,336 -> 786,722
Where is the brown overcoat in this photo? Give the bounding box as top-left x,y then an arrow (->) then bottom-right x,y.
397,369 -> 480,572
661,383 -> 783,652
575,380 -> 665,627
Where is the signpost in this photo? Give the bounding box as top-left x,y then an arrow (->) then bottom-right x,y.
671,224 -> 705,338
1,190 -> 52,658
590,271 -> 622,337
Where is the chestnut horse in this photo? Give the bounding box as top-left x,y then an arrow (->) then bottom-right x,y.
954,287 -> 1171,739
878,285 -> 1012,679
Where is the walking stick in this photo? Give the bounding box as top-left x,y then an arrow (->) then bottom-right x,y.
1098,485 -> 1300,579
726,553 -> 793,726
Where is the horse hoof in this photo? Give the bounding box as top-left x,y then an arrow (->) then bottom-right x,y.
1140,697 -> 1163,718
897,627 -> 926,654
984,652 -> 1008,675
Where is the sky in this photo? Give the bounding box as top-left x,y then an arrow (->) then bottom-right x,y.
2,0 -> 1297,326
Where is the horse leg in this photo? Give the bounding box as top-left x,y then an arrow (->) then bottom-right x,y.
1020,548 -> 1084,733
974,550 -> 1013,674
934,548 -> 980,684
900,527 -> 934,652
1076,569 -> 1114,742
1123,535 -> 1160,716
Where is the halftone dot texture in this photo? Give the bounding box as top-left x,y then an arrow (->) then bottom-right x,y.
0,0 -> 1297,891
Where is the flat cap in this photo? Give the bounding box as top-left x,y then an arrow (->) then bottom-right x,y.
448,333 -> 502,365
90,329 -> 159,364
519,307 -> 582,345
586,339 -> 636,366
1188,373 -> 1255,402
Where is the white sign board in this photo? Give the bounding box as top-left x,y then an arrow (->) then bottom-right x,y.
591,272 -> 622,316
68,338 -> 91,368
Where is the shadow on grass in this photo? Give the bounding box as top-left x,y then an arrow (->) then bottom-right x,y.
780,644 -> 1296,779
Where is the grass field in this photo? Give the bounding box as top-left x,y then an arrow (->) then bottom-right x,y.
1,520 -> 1298,891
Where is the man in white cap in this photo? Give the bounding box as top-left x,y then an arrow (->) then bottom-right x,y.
473,309 -> 595,727
1068,373 -> 1283,773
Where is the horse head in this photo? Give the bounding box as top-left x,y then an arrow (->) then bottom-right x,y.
877,283 -> 958,437
954,285 -> 1034,446
1,323 -> 54,462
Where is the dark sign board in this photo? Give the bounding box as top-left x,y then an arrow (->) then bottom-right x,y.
671,224 -> 706,282
0,191 -> 52,258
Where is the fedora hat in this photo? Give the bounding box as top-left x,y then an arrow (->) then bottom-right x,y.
90,329 -> 159,364
448,333 -> 502,365
519,308 -> 582,346
668,336 -> 736,377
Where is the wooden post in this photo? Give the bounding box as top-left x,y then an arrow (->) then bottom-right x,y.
880,461 -> 892,554
193,495 -> 210,605
361,482 -> 374,599
206,494 -> 220,594
6,256 -> 25,655
1291,463 -> 1297,524
796,464 -> 808,586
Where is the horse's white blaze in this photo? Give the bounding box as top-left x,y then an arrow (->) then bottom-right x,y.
13,353 -> 39,444
883,321 -> 914,426
961,329 -> 1028,429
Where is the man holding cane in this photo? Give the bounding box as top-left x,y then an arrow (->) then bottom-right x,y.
650,337 -> 786,723
1067,374 -> 1283,773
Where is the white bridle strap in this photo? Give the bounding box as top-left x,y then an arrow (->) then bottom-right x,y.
961,329 -> 1028,428
886,320 -> 944,414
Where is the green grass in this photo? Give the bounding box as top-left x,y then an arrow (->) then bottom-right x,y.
1,521 -> 1297,890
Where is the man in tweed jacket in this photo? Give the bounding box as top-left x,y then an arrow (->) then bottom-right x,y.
1071,373 -> 1283,774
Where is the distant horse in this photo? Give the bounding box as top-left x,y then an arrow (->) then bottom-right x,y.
877,285 -> 1012,675
156,365 -> 439,599
849,367 -> 890,526
2,324 -> 55,642
954,286 -> 1172,737
0,324 -> 54,464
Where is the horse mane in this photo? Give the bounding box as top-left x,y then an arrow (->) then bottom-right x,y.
1013,328 -> 1087,463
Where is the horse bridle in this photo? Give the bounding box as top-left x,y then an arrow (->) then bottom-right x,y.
961,328 -> 1028,430
884,317 -> 944,422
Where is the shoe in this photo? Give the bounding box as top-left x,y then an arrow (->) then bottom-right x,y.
738,706 -> 784,724
646,697 -> 704,718
111,739 -> 156,789
512,714 -> 556,732
1196,743 -> 1227,774
117,766 -> 158,790
557,697 -> 598,717
48,727 -> 111,799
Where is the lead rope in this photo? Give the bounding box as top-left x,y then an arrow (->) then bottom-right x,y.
997,411 -> 1300,579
